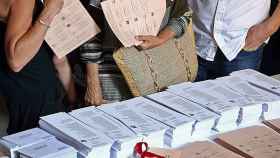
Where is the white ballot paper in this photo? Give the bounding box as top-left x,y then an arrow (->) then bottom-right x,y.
168,80 -> 248,133
45,0 -> 100,58
231,69 -> 280,120
217,75 -> 280,124
69,107 -> 140,158
0,128 -> 54,158
39,112 -> 113,158
147,91 -> 220,140
123,97 -> 195,147
17,138 -> 77,158
101,0 -> 166,47
98,99 -> 169,148
231,69 -> 280,95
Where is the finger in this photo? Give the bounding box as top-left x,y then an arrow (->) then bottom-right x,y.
135,35 -> 154,41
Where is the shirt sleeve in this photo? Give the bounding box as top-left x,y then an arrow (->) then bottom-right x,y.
166,13 -> 191,38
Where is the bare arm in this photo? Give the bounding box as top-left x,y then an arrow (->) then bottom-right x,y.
4,0 -> 63,72
244,0 -> 280,50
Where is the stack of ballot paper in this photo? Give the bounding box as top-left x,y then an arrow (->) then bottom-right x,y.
149,140 -> 243,158
231,69 -> 280,95
147,91 -> 220,140
69,107 -> 140,158
231,69 -> 280,120
39,112 -> 113,158
17,138 -> 77,158
215,125 -> 280,158
121,97 -> 195,147
217,75 -> 280,125
264,118 -> 280,134
0,128 -> 54,158
101,0 -> 166,47
167,81 -> 248,133
98,99 -> 170,149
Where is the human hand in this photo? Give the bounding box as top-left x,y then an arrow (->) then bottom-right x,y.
135,35 -> 165,50
244,22 -> 272,51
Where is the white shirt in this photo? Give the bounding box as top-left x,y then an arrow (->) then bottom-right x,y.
188,0 -> 271,61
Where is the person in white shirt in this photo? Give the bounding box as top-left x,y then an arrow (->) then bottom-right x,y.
188,0 -> 280,81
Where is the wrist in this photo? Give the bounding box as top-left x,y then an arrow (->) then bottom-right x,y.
39,8 -> 57,25
265,18 -> 280,35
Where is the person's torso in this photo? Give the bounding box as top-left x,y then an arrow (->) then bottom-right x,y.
0,1 -> 59,96
188,0 -> 271,61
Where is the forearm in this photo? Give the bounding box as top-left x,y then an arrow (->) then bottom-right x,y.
265,1 -> 280,35
85,63 -> 104,106
6,7 -> 56,72
157,27 -> 176,44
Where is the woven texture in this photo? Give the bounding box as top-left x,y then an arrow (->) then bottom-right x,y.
113,20 -> 198,96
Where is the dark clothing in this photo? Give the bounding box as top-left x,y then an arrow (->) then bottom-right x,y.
0,2 -> 64,134
196,45 -> 264,81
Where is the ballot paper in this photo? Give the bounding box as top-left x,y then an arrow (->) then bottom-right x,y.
149,141 -> 243,158
231,69 -> 280,95
230,69 -> 280,121
45,0 -> 100,58
215,125 -> 280,158
217,76 -> 280,124
98,99 -> 169,148
69,107 -> 140,158
101,0 -> 166,47
0,128 -> 54,158
17,138 -> 77,158
264,118 -> 280,134
39,112 -> 113,158
121,97 -> 195,147
168,80 -> 249,133
147,91 -> 220,140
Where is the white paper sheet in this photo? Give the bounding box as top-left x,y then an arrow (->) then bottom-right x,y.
18,138 -> 77,158
124,97 -> 195,147
147,91 -> 220,140
98,99 -> 169,148
70,107 -> 139,158
0,128 -> 54,158
39,112 -> 113,158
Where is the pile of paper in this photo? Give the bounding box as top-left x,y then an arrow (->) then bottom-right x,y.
69,107 -> 140,158
264,118 -> 280,133
167,81 -> 246,133
101,0 -> 166,47
0,128 -> 54,158
231,69 -> 280,120
39,112 -> 113,158
217,76 -> 280,126
17,138 -> 77,158
215,125 -> 280,158
149,140 -> 243,158
147,91 -> 220,140
98,99 -> 169,149
122,97 -> 195,147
